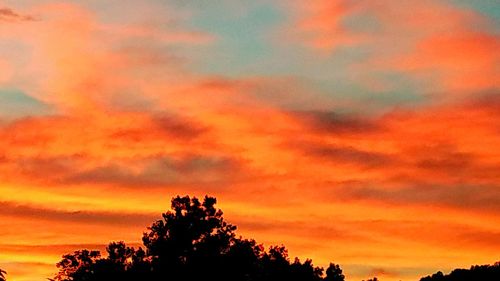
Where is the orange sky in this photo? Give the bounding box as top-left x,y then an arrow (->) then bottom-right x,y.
0,1 -> 499,281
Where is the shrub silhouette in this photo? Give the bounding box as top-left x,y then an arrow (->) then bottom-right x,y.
0,269 -> 6,281
420,262 -> 500,281
52,195 -> 346,281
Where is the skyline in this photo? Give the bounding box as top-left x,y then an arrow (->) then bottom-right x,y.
0,1 -> 499,280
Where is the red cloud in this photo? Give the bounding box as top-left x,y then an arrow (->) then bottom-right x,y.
289,0 -> 364,52
286,0 -> 499,96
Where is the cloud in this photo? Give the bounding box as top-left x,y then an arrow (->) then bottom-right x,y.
0,201 -> 157,226
284,0 -> 365,52
284,94 -> 500,192
0,110 -> 253,189
0,261 -> 54,281
283,0 -> 499,98
0,2 -> 215,113
0,59 -> 13,84
63,155 -> 247,188
109,114 -> 208,142
390,32 -> 500,95
369,267 -> 398,278
0,7 -> 36,22
0,75 -> 498,281
291,141 -> 393,169
0,111 -> 210,162
332,184 -> 500,214
290,111 -> 381,135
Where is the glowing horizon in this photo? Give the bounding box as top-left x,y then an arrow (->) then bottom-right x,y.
0,1 -> 499,280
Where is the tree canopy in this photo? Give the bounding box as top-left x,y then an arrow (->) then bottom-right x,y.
420,262 -> 500,281
0,269 -> 6,281
52,195 -> 345,281
50,195 -> 500,281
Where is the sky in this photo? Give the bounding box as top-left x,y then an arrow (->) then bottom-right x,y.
0,1 -> 499,280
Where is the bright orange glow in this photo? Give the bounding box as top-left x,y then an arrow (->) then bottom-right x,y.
0,1 -> 498,281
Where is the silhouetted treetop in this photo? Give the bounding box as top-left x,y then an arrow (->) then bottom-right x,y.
51,195 -> 500,281
420,262 -> 500,281
52,195 -> 342,281
325,263 -> 345,281
142,195 -> 236,264
0,269 -> 6,281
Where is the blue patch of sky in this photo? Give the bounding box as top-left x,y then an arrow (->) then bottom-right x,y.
177,1 -> 426,111
181,1 -> 285,76
76,0 -> 436,111
65,0 -> 427,111
450,0 -> 500,28
0,89 -> 52,118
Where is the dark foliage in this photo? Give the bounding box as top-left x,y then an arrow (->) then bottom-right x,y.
0,269 -> 5,281
52,195 -> 345,281
325,263 -> 345,281
50,195 -> 500,281
420,262 -> 500,281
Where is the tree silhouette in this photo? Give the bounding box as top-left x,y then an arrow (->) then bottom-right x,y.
52,195 -> 342,281
51,195 -> 500,281
0,269 -> 5,281
420,262 -> 500,281
324,263 -> 345,281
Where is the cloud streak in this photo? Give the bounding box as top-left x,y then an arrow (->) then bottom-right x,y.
0,7 -> 36,22
0,201 -> 157,226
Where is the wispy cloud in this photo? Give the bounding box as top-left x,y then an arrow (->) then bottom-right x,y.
0,7 -> 36,22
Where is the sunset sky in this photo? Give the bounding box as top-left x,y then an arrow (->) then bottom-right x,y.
0,1 -> 499,280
